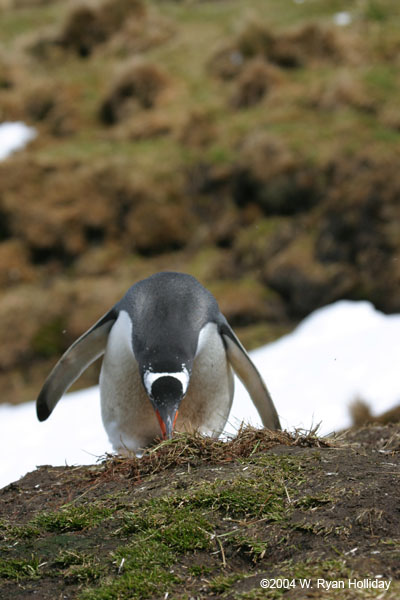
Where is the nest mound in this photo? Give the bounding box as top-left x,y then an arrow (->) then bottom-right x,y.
99,426 -> 331,482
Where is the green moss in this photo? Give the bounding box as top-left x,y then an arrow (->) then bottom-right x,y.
33,504 -> 113,533
188,476 -> 285,520
295,495 -> 334,510
0,555 -> 44,581
245,452 -> 311,473
188,564 -> 212,576
76,455 -> 308,598
230,533 -> 271,562
121,503 -> 212,552
79,539 -> 180,600
0,521 -> 40,541
209,573 -> 245,593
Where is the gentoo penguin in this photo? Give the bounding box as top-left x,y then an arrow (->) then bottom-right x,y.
36,272 -> 280,453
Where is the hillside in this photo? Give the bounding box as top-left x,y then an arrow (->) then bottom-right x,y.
1,0 -> 400,404
1,425 -> 399,599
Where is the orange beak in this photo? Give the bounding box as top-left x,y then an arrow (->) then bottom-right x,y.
155,409 -> 179,440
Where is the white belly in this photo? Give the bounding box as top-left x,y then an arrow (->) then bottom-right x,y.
180,322 -> 234,436
100,313 -> 233,454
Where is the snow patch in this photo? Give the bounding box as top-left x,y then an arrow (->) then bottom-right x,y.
0,122 -> 37,161
333,12 -> 352,26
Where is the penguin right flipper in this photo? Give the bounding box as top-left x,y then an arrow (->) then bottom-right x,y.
36,309 -> 117,421
218,318 -> 281,430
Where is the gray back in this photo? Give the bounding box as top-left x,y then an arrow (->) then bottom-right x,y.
117,272 -> 220,374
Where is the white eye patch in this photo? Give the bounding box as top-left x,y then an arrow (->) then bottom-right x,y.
143,368 -> 190,397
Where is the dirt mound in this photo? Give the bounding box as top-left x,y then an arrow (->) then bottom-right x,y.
0,425 -> 399,599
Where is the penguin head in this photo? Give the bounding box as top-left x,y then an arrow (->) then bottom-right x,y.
143,369 -> 190,439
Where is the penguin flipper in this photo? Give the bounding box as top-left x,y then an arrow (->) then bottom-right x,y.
219,319 -> 281,430
36,309 -> 117,421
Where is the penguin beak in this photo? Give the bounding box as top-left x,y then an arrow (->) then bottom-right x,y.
155,408 -> 179,440
156,410 -> 178,440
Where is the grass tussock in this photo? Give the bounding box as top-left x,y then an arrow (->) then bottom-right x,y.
350,397 -> 400,427
230,59 -> 283,109
58,0 -> 145,58
99,60 -> 170,125
210,20 -> 358,80
99,426 -> 331,483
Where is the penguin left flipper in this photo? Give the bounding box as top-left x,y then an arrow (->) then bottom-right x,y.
36,309 -> 117,422
219,317 -> 281,430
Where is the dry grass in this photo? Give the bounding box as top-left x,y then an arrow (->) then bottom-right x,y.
98,426 -> 331,483
210,20 -> 359,79
309,70 -> 376,113
99,60 -> 170,125
177,109 -> 216,148
57,0 -> 145,57
350,397 -> 400,427
230,59 -> 282,109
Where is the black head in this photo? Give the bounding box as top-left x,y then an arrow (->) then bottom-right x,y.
148,375 -> 185,439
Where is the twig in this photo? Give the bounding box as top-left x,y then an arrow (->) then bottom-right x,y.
284,484 -> 291,504
215,535 -> 227,568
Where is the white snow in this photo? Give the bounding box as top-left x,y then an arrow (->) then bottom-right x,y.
0,121 -> 36,160
0,387 -> 112,490
333,12 -> 352,26
226,300 -> 400,436
1,300 -> 399,489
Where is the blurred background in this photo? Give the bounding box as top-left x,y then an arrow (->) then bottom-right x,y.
0,0 -> 400,412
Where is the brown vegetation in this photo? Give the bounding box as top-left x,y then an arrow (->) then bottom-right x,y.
58,0 -> 145,57
233,132 -> 321,215
99,426 -> 330,483
309,70 -> 376,113
230,59 -> 282,109
99,61 -> 170,125
210,20 -> 359,80
1,0 -> 400,405
350,398 -> 400,427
